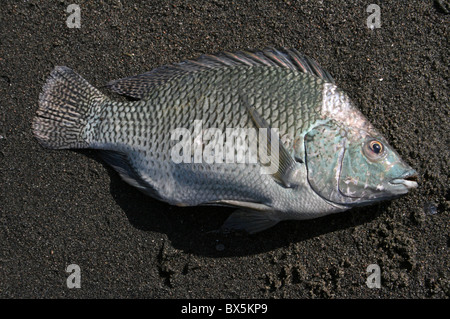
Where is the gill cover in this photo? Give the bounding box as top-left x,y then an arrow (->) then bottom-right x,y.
304,123 -> 353,204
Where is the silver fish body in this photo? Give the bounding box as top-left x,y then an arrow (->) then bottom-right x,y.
33,48 -> 418,233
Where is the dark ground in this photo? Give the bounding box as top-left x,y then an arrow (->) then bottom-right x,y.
0,0 -> 448,299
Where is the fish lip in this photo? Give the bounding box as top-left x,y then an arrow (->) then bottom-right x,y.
389,169 -> 419,189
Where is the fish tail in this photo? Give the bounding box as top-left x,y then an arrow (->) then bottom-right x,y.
32,66 -> 107,149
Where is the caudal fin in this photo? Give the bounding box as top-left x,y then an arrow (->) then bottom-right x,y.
32,66 -> 107,149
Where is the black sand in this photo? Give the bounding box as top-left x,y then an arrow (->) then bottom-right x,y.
0,0 -> 448,299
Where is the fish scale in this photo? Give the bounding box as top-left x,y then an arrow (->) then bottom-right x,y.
33,48 -> 418,233
88,67 -> 326,210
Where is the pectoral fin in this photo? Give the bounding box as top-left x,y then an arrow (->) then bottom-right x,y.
242,95 -> 303,188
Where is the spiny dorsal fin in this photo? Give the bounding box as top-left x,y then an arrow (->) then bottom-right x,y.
106,48 -> 334,99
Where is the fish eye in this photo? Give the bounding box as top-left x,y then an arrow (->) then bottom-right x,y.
369,140 -> 383,154
363,139 -> 386,161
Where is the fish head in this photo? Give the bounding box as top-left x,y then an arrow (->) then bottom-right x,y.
304,122 -> 418,206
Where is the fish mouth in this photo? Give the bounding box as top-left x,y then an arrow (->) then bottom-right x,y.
389,169 -> 419,190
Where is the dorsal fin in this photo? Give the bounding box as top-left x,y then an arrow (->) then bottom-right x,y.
106,48 -> 335,99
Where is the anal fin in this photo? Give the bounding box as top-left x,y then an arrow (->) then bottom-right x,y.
98,150 -> 161,200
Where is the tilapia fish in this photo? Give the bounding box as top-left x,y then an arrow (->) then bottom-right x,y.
33,48 -> 418,233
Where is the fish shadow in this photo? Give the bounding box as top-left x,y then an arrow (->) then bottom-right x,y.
81,150 -> 386,257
